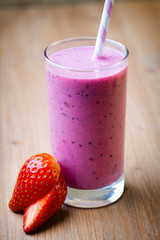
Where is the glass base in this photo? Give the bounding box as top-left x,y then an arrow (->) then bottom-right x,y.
64,175 -> 124,208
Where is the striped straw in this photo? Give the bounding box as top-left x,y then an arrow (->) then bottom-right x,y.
92,0 -> 114,59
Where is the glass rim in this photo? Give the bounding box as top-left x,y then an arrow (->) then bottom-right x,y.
44,37 -> 129,72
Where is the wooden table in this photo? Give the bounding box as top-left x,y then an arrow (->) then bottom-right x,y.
0,1 -> 160,239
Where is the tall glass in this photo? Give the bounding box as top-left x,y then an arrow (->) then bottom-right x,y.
44,38 -> 129,208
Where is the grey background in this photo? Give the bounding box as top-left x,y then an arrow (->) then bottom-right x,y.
0,0 -> 155,8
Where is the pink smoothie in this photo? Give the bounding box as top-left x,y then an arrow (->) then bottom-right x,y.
46,46 -> 127,189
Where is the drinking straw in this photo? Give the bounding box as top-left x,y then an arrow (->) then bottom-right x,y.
92,0 -> 115,59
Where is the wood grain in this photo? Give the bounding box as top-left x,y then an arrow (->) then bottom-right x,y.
0,1 -> 160,239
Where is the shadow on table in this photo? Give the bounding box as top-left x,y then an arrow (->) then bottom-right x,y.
28,204 -> 70,235
27,174 -> 160,235
120,177 -> 160,211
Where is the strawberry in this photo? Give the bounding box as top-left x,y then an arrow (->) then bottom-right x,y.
23,174 -> 67,233
9,153 -> 61,212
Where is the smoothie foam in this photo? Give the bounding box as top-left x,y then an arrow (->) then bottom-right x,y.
46,46 -> 127,189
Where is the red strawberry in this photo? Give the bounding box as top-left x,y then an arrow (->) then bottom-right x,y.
23,174 -> 67,233
9,153 -> 60,212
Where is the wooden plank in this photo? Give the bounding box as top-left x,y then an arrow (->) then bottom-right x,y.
0,1 -> 160,239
